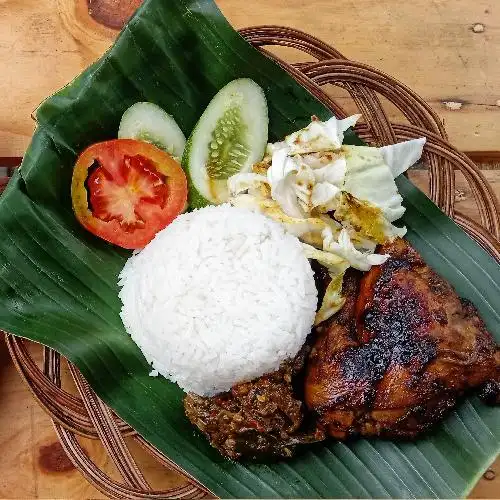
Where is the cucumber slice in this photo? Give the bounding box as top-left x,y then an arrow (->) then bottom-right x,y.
118,102 -> 186,158
182,78 -> 268,207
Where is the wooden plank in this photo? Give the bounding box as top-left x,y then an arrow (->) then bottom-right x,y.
0,0 -> 498,156
219,0 -> 500,153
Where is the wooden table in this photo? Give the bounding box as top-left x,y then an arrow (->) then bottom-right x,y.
0,0 -> 498,497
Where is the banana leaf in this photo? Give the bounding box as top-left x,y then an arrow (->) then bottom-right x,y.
0,0 -> 498,497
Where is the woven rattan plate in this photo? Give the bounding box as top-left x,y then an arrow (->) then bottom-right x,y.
6,26 -> 500,499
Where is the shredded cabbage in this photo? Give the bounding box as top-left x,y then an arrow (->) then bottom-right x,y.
334,192 -> 407,244
227,173 -> 268,196
302,244 -> 349,325
284,115 -> 361,154
230,194 -> 338,248
314,272 -> 346,325
227,114 -> 425,323
267,149 -> 304,218
323,227 -> 389,272
379,137 -> 426,178
343,146 -> 406,223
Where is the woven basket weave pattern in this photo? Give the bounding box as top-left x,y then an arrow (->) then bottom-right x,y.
5,27 -> 500,499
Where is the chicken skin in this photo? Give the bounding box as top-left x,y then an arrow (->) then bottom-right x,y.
305,238 -> 499,439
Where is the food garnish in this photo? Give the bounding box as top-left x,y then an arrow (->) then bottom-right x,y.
228,114 -> 426,323
118,102 -> 186,158
182,78 -> 268,208
71,139 -> 187,249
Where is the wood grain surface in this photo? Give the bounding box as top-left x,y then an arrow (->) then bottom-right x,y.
0,0 -> 498,498
0,0 -> 499,158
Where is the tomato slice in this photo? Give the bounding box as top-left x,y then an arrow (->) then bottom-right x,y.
71,139 -> 187,249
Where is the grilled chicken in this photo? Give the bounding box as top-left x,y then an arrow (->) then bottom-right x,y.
305,238 -> 499,439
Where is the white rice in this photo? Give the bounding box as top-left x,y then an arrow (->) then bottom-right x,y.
118,204 -> 317,396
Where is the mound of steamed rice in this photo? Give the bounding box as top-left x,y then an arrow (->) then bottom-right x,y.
118,204 -> 317,396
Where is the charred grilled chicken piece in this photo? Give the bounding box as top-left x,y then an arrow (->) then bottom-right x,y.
184,348 -> 324,460
305,238 -> 499,439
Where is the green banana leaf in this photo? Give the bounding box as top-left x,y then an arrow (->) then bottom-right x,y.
0,0 -> 498,497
